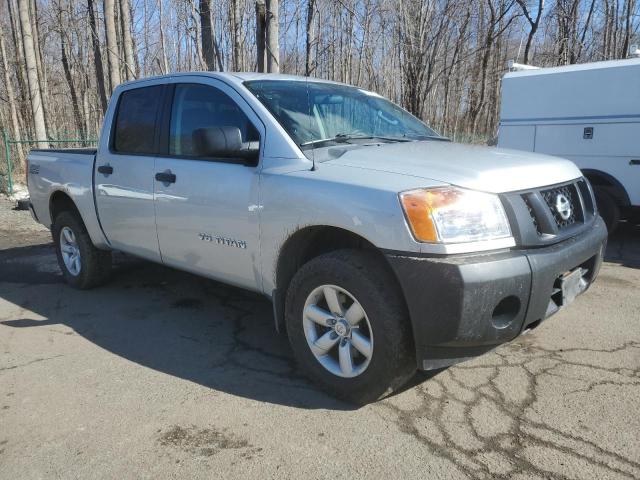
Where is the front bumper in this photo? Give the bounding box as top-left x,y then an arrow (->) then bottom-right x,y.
385,216 -> 608,370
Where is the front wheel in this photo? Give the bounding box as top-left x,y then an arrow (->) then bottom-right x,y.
285,250 -> 415,404
52,211 -> 112,289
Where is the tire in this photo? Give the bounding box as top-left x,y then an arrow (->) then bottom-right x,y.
52,211 -> 112,289
285,249 -> 415,405
594,188 -> 620,234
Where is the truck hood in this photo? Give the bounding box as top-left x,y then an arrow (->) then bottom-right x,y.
325,141 -> 582,193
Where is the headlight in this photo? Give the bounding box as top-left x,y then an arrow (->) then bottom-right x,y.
399,187 -> 511,243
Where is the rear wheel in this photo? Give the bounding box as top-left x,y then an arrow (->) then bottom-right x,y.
52,211 -> 112,289
594,188 -> 620,234
285,250 -> 415,405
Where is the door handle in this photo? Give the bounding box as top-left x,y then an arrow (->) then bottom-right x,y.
630,159 -> 640,166
155,171 -> 176,183
97,165 -> 113,175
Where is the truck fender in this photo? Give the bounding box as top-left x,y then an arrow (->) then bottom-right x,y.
49,190 -> 111,250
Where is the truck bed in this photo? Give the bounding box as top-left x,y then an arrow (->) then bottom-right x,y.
27,148 -> 106,247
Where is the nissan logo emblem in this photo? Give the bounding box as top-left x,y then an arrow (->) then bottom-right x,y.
555,193 -> 572,220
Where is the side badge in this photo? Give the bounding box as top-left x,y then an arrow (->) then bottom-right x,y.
199,233 -> 247,249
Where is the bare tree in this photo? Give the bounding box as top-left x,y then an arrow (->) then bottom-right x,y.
0,28 -> 21,143
621,0 -> 636,57
103,0 -> 121,92
305,0 -> 316,75
265,0 -> 279,72
516,0 -> 544,63
200,0 -> 215,70
17,0 -> 47,146
231,0 -> 242,70
87,0 -> 108,113
200,0 -> 223,71
158,0 -> 169,73
555,0 -> 596,64
469,0 -> 519,133
256,0 -> 266,72
57,1 -> 84,136
119,0 -> 136,79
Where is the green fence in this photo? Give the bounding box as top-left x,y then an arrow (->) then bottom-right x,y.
1,129 -> 98,195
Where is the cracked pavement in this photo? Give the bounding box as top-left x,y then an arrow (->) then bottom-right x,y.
0,197 -> 639,479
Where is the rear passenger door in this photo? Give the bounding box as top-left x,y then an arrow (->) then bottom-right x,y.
153,80 -> 264,291
95,84 -> 163,262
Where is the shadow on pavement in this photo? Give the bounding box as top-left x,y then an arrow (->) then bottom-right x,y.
0,242 -> 361,410
604,220 -> 640,269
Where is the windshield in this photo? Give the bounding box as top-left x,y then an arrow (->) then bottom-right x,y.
244,80 -> 441,151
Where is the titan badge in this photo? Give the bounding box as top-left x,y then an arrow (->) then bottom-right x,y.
198,233 -> 247,249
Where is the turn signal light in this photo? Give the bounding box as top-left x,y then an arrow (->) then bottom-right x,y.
399,189 -> 440,242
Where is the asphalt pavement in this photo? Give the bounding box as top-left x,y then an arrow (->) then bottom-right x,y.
1,197 -> 639,479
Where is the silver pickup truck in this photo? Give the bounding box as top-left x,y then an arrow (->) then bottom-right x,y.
27,73 -> 607,404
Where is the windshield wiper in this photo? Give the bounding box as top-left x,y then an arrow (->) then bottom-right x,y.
403,133 -> 450,142
300,133 -> 411,148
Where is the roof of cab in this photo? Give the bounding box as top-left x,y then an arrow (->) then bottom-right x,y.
119,71 -> 344,88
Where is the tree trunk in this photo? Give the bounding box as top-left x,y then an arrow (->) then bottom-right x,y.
103,0 -> 121,93
17,0 -> 47,146
199,0 -> 222,71
159,1 -> 169,73
255,0 -> 266,72
87,0 -> 108,113
231,0 -> 242,70
7,0 -> 31,158
623,0 -> 635,57
29,0 -> 50,137
305,0 -> 315,75
119,0 -> 136,79
59,27 -> 85,137
0,30 -> 21,141
189,0 -> 204,69
142,0 -> 149,76
0,27 -> 24,172
516,0 -> 544,64
265,0 -> 279,73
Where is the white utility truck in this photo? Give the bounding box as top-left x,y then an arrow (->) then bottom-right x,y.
498,58 -> 640,232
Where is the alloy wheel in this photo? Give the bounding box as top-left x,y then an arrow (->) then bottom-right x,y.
60,226 -> 81,276
302,284 -> 374,378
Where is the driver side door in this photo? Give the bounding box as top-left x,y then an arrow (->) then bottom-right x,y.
153,80 -> 264,291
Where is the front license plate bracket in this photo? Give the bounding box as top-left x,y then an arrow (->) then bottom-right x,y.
559,267 -> 587,306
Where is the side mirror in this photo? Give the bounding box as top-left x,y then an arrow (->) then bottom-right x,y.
192,126 -> 259,164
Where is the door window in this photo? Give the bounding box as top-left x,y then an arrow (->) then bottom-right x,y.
169,83 -> 259,158
112,85 -> 163,154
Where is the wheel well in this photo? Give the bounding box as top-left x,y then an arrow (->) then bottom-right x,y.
273,226 -> 402,332
49,191 -> 81,224
582,169 -> 630,207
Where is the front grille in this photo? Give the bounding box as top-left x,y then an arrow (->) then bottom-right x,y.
541,183 -> 579,229
522,195 -> 541,235
500,178 -> 597,248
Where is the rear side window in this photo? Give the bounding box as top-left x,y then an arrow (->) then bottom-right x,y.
169,83 -> 259,157
113,85 -> 163,154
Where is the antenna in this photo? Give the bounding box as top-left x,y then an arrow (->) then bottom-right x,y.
305,74 -> 316,171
